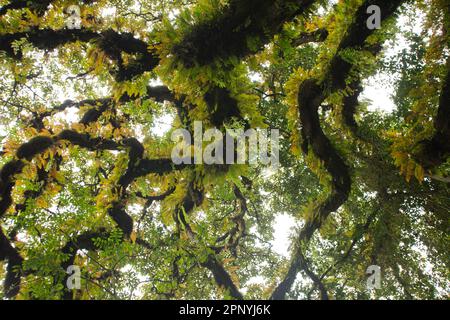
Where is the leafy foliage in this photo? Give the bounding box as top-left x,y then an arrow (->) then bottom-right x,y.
0,0 -> 448,300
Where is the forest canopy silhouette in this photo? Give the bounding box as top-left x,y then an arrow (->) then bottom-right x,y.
0,0 -> 448,300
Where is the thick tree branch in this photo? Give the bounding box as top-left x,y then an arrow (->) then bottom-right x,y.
413,58 -> 450,169
0,28 -> 159,81
291,28 -> 329,47
0,0 -> 98,17
172,0 -> 317,66
271,0 -> 405,300
202,255 -> 244,300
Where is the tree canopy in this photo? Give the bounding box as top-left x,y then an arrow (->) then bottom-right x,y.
0,0 -> 448,300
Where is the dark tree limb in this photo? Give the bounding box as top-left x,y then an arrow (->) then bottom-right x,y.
271,0 -> 405,300
0,28 -> 159,81
172,0 -> 317,66
413,58 -> 450,169
202,255 -> 244,300
0,0 -> 53,17
0,0 -> 98,17
0,228 -> 22,298
291,28 -> 329,47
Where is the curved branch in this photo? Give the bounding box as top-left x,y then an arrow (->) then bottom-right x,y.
271,0 -> 405,300
0,28 -> 158,81
292,28 -> 329,47
0,228 -> 22,298
413,59 -> 450,169
202,255 -> 244,300
0,0 -> 53,17
172,0 -> 316,66
0,0 -> 98,17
